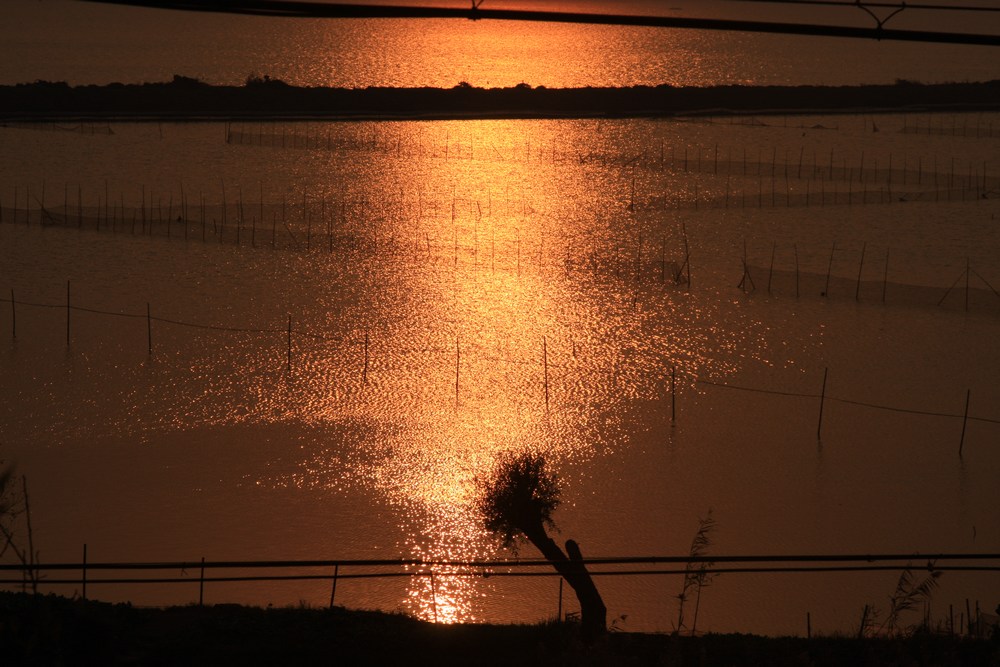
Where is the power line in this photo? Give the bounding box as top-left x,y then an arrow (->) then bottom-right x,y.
78,1 -> 1000,46
5,552 -> 997,571
726,0 -> 1000,13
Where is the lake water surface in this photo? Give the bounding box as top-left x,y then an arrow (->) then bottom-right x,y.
1,0 -> 999,637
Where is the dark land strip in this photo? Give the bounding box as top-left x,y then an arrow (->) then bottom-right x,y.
2,592 -> 999,666
2,78 -> 1000,122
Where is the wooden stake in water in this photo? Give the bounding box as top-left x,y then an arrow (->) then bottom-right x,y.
455,337 -> 460,406
329,564 -> 339,608
738,239 -> 754,293
670,366 -> 676,424
958,389 -> 970,457
430,571 -> 438,623
817,367 -> 828,441
199,557 -> 205,606
304,192 -> 311,250
147,303 -> 152,353
82,543 -> 87,600
823,242 -> 836,297
683,230 -> 691,290
10,289 -> 15,339
66,280 -> 71,345
543,336 -> 549,412
287,314 -> 292,372
557,577 -> 563,621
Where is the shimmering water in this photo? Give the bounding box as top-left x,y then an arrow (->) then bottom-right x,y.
2,112 -> 999,635
2,0 -> 1000,638
4,0 -> 1000,87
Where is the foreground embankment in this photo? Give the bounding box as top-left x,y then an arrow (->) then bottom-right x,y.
2,592 -> 997,666
2,77 -> 1000,121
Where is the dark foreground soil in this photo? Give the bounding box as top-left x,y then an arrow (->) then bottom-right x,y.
2,77 -> 999,121
2,592 -> 998,666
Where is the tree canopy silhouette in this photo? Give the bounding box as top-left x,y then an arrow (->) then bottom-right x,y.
477,451 -> 606,639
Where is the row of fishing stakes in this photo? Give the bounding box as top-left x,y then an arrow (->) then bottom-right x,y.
3,142 -> 993,235
6,287 -> 980,455
223,119 -> 997,195
25,286 -> 679,416
0,178 -> 987,291
16,178 -> 998,308
746,241 -> 999,311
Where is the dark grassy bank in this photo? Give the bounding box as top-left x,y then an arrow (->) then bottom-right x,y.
2,592 -> 998,666
2,77 -> 1000,121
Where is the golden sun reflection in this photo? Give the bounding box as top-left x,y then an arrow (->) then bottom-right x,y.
222,119 -> 755,623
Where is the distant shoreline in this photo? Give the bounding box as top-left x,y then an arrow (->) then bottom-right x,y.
2,77 -> 999,122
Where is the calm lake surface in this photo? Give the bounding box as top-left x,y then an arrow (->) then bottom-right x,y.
1,0 -> 999,637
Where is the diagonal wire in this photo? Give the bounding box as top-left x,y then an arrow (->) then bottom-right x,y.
77,1 -> 1000,46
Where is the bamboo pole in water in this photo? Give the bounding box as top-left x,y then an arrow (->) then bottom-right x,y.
959,390 -> 970,457
817,367 -> 828,441
543,336 -> 549,412
82,544 -> 87,600
670,366 -> 676,424
823,242 -> 836,297
305,192 -> 311,251
683,227 -> 691,289
66,280 -> 71,345
329,564 -> 339,608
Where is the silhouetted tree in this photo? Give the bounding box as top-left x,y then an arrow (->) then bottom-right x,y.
477,452 -> 606,639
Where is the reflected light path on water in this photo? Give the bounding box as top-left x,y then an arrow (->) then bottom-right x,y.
207,120 -> 753,622
6,110 -> 993,634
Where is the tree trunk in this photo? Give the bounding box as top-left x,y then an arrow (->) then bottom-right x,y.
522,524 -> 607,639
